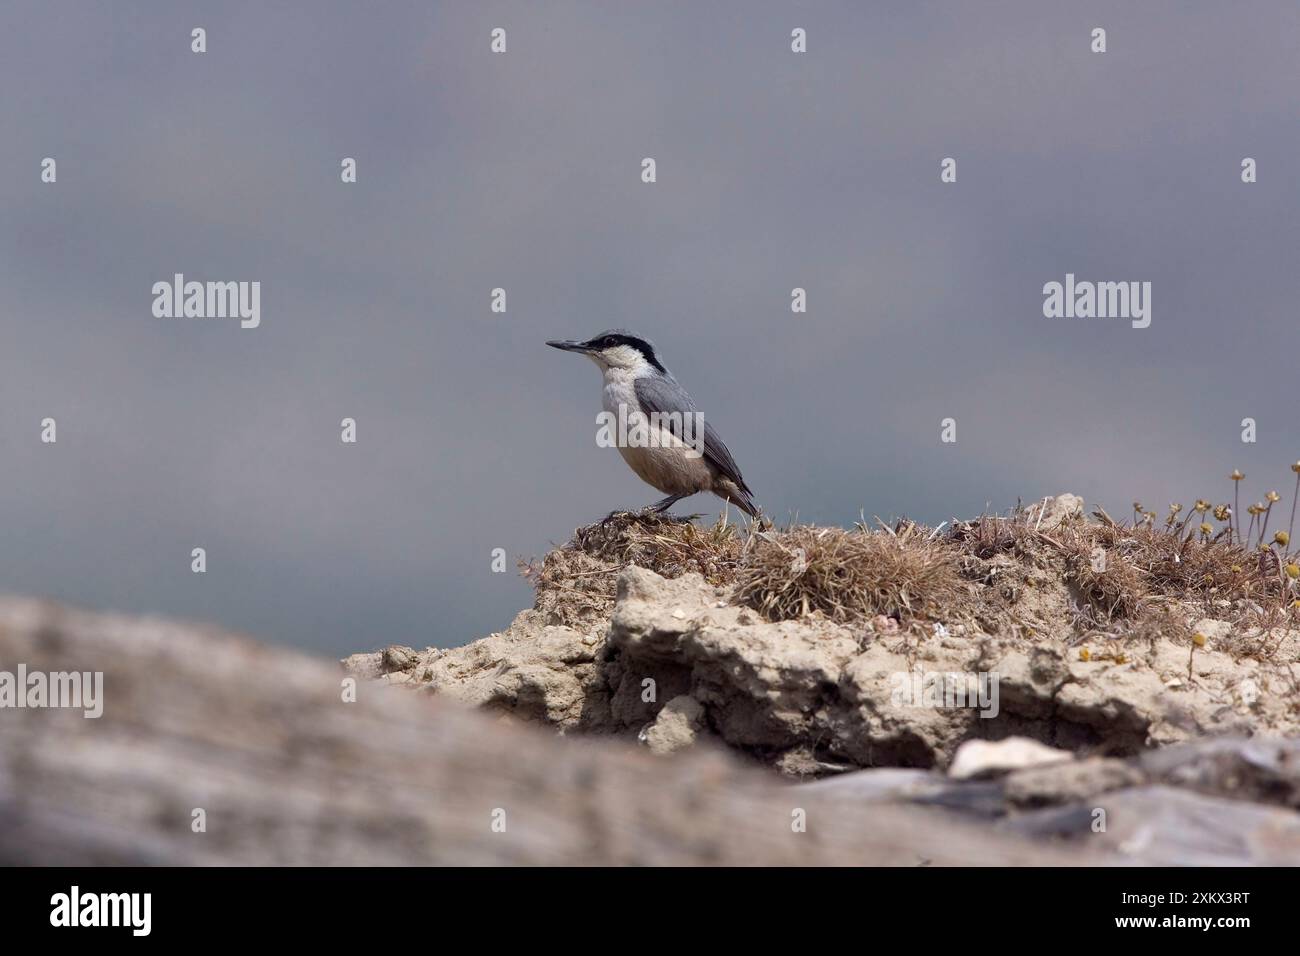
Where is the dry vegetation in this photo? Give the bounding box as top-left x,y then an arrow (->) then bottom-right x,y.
732,523 -> 963,623
521,512 -> 746,626
521,470 -> 1300,663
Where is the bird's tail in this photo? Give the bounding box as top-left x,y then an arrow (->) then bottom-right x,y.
718,480 -> 759,519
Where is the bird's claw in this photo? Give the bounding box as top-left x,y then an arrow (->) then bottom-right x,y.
599,507 -> 696,526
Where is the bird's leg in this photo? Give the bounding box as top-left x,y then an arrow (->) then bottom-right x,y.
650,494 -> 685,513
599,495 -> 690,526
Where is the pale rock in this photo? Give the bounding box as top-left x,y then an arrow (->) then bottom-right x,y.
948,737 -> 1073,780
1026,493 -> 1085,528
642,695 -> 705,755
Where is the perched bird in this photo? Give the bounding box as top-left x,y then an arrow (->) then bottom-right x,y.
546,330 -> 758,518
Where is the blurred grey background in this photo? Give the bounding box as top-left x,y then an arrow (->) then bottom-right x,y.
3,1 -> 1298,656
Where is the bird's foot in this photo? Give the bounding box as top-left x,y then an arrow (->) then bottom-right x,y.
647,510 -> 697,525
599,506 -> 695,526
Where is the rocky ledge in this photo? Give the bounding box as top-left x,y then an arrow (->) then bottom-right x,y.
345,495 -> 1300,776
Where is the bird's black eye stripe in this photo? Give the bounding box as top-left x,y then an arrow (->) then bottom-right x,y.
586,332 -> 666,372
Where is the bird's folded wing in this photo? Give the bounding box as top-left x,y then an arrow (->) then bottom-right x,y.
634,374 -> 752,494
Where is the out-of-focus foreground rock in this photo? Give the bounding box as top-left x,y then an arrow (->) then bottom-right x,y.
0,596 -> 1095,865
3,595 -> 1298,864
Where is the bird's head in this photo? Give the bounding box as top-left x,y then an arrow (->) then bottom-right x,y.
546,330 -> 666,374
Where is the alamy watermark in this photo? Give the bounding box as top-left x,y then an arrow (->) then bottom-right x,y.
50,886 -> 150,936
0,664 -> 103,718
152,274 -> 261,329
890,669 -> 1000,718
1043,273 -> 1150,329
596,402 -> 705,458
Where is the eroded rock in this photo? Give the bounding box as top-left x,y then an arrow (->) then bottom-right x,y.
345,552 -> 1300,775
641,695 -> 706,755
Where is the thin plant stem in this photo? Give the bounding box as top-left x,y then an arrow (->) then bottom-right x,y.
1234,483 -> 1241,546
1288,473 -> 1299,557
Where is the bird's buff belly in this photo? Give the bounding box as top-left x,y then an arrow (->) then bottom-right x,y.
616,439 -> 713,496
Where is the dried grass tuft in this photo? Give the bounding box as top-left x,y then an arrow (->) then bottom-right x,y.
731,525 -> 966,624
566,511 -> 745,583
521,511 -> 746,625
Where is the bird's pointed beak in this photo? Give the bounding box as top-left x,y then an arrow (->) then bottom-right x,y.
547,339 -> 590,354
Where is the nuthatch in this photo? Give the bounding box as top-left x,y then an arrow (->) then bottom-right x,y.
547,330 -> 758,517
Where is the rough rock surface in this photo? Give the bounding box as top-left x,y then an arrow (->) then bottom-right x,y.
346,561 -> 1300,775
345,608 -> 609,728
641,695 -> 706,755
